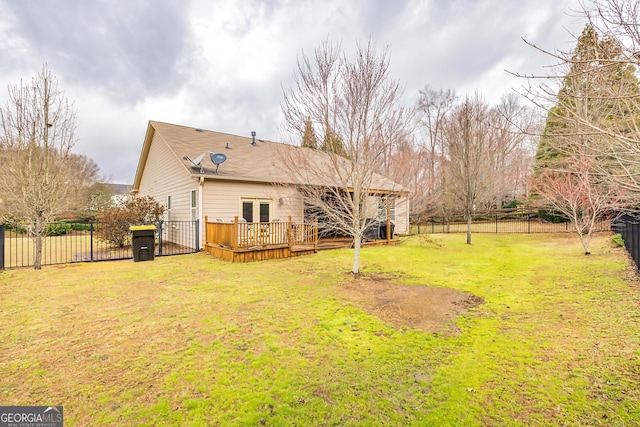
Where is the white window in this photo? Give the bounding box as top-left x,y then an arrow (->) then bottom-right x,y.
378,197 -> 395,221
191,190 -> 197,221
241,198 -> 271,223
166,195 -> 172,222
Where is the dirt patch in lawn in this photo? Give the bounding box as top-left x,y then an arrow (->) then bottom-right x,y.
340,274 -> 484,333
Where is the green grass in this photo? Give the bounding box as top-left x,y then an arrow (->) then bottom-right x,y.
1,233 -> 639,426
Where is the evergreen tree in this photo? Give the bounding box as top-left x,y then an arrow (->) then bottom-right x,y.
536,24 -> 640,169
301,118 -> 318,149
320,125 -> 347,157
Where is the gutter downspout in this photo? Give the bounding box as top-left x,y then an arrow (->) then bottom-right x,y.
198,176 -> 204,250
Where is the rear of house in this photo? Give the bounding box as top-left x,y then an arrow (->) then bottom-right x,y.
133,121 -> 409,252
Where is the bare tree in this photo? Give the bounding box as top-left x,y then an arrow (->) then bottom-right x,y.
415,86 -> 457,219
414,89 -> 537,234
387,140 -> 435,223
416,86 -> 457,193
0,65 -> 92,269
487,93 -> 539,208
442,94 -> 496,244
531,148 -> 625,254
281,39 -> 412,274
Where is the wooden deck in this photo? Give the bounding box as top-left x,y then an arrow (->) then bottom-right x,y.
204,216 -> 317,262
203,217 -> 397,262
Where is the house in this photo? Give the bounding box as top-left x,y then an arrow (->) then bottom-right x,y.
132,121 -> 409,260
106,183 -> 133,204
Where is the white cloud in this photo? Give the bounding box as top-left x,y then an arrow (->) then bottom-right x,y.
0,0 -> 588,184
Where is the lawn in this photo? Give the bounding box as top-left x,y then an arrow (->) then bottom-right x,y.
0,233 -> 639,426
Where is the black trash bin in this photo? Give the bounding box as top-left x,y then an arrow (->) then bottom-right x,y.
130,225 -> 156,262
379,221 -> 395,239
363,219 -> 381,241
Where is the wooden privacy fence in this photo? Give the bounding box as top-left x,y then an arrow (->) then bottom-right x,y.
204,216 -> 318,262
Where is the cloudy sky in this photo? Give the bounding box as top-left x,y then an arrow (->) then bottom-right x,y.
0,0 -> 587,184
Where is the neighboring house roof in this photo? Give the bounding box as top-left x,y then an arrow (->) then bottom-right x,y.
133,121 -> 407,193
105,183 -> 133,196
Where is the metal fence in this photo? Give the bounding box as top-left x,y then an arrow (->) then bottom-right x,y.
1,220 -> 199,270
411,212 -> 611,235
612,214 -> 640,271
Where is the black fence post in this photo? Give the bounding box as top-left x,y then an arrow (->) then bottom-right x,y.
90,221 -> 94,262
157,220 -> 163,256
0,223 -> 5,271
195,219 -> 200,251
633,222 -> 639,270
635,222 -> 639,271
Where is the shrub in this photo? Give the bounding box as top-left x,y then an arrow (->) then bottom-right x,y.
5,222 -> 27,234
45,222 -> 72,236
70,223 -> 91,231
97,196 -> 165,247
612,233 -> 624,247
538,209 -> 568,223
502,200 -> 523,209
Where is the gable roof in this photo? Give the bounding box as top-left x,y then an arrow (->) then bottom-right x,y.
133,120 -> 407,193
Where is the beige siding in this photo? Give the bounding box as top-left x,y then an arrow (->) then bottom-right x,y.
202,182 -> 302,222
394,196 -> 409,234
138,132 -> 200,248
138,132 -> 197,219
201,181 -> 303,245
364,195 -> 379,219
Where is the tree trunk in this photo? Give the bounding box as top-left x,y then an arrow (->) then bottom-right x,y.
466,214 -> 472,245
352,234 -> 361,274
577,231 -> 592,255
34,214 -> 44,270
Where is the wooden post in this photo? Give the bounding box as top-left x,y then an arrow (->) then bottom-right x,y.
386,198 -> 391,244
233,216 -> 238,250
314,219 -> 318,252
204,216 -> 208,245
287,215 -> 292,247
0,223 -> 5,271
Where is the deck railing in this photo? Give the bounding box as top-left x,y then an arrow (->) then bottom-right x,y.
205,216 -> 318,251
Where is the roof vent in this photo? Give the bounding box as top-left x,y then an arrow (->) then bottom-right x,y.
195,128 -> 204,132
225,143 -> 231,149
251,131 -> 257,146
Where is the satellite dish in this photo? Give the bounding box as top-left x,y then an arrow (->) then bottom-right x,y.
209,152 -> 227,174
192,152 -> 206,165
183,152 -> 206,173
